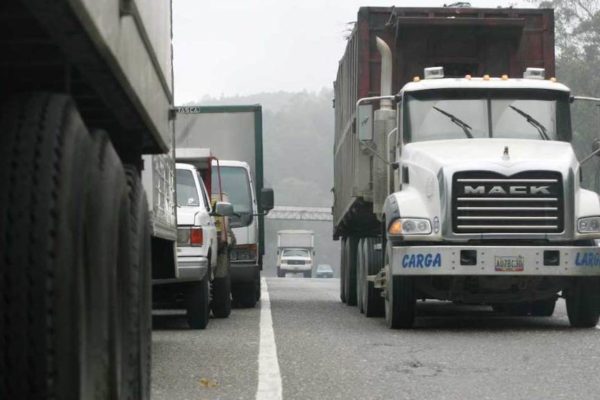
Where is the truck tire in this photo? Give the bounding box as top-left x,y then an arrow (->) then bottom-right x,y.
124,166 -> 152,398
0,93 -> 132,398
384,245 -> 416,329
363,238 -> 385,318
211,253 -> 232,318
233,280 -> 258,308
304,271 -> 312,278
344,236 -> 359,306
356,239 -> 365,313
566,278 -> 600,328
531,299 -> 556,317
186,275 -> 210,329
340,238 -> 347,303
1,93 -> 94,399
277,267 -> 285,278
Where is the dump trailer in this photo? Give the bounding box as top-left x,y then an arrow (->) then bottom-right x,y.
0,1 -> 175,398
334,6 -> 600,328
175,106 -> 274,307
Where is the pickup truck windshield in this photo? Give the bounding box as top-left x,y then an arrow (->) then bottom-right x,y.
404,89 -> 571,143
212,166 -> 253,227
176,169 -> 200,207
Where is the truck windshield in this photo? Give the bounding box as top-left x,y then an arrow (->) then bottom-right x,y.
404,89 -> 571,143
176,169 -> 200,207
282,249 -> 310,257
212,166 -> 253,226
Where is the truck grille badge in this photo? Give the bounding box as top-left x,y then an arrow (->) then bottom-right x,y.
502,146 -> 510,161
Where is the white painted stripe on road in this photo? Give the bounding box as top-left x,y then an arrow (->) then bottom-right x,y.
256,278 -> 283,400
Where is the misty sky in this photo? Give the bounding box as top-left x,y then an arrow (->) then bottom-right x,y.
173,0 -> 531,103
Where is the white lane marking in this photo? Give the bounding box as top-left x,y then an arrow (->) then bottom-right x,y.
256,278 -> 283,400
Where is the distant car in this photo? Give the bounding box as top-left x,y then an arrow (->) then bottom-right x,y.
315,264 -> 334,278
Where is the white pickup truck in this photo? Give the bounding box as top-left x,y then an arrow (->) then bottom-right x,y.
277,230 -> 315,278
152,163 -> 233,329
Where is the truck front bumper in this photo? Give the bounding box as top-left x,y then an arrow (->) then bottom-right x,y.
391,245 -> 600,276
279,265 -> 312,273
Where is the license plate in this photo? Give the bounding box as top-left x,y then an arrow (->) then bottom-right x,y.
494,255 -> 524,272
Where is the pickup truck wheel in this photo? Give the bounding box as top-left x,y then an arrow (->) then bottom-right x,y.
303,271 -> 312,278
186,275 -> 210,329
340,238 -> 347,303
123,166 -> 152,398
384,245 -> 416,329
0,93 -> 95,398
344,236 -> 359,306
363,238 -> 385,318
211,253 -> 232,318
566,279 -> 600,328
277,267 -> 285,278
356,239 -> 365,313
531,299 -> 556,317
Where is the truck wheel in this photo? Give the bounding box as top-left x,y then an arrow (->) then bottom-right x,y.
344,236 -> 359,306
356,239 -> 365,313
233,281 -> 258,308
531,299 -> 556,317
277,267 -> 285,278
304,271 -> 312,278
384,245 -> 416,329
0,94 -> 131,398
0,93 -> 95,398
566,279 -> 600,328
124,166 -> 152,399
363,238 -> 385,318
340,238 -> 347,303
211,253 -> 232,318
186,276 -> 211,329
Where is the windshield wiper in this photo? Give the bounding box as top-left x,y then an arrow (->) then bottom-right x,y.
508,105 -> 550,141
432,106 -> 473,139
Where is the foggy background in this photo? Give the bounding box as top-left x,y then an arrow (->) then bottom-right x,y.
174,0 -> 600,276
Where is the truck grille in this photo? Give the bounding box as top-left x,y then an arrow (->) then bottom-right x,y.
286,260 -> 305,265
452,171 -> 564,234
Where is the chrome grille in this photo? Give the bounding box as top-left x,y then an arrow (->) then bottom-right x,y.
286,260 -> 306,265
452,171 -> 564,234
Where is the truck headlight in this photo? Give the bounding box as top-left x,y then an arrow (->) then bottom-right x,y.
578,217 -> 600,233
388,218 -> 432,235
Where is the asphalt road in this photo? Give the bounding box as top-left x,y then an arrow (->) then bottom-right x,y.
152,278 -> 600,400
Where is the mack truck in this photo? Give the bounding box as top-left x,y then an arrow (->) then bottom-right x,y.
334,6 -> 600,329
1,0 -> 176,398
175,106 -> 274,307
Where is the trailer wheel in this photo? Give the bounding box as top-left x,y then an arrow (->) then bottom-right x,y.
0,93 -> 95,398
0,93 -> 132,398
356,239 -> 365,313
340,238 -> 347,303
233,281 -> 258,308
566,278 -> 600,328
211,253 -> 232,318
344,236 -> 359,306
384,244 -> 416,329
186,276 -> 210,329
123,166 -> 152,398
362,238 -> 385,318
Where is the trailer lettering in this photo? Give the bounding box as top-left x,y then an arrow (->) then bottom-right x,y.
402,253 -> 442,268
575,252 -> 600,267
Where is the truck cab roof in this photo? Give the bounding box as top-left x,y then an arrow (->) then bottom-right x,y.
401,77 -> 570,94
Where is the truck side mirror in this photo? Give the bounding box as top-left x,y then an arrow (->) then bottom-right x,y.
214,201 -> 234,217
261,188 -> 274,211
357,104 -> 373,141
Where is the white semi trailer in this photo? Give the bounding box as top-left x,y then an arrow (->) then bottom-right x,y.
334,6 -> 600,329
0,1 -> 176,398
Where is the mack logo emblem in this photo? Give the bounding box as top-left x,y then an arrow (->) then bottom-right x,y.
464,185 -> 551,195
402,253 -> 442,268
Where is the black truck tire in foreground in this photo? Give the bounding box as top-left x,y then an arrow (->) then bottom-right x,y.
0,93 -> 149,398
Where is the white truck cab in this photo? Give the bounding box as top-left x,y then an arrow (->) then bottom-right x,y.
277,230 -> 315,278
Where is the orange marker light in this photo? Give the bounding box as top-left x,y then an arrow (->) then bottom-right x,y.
413,76 -> 421,82
465,74 -> 472,80
550,77 -> 557,82
388,219 -> 403,235
483,74 -> 490,81
501,74 -> 509,80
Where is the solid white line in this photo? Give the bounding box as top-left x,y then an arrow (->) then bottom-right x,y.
256,278 -> 283,400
